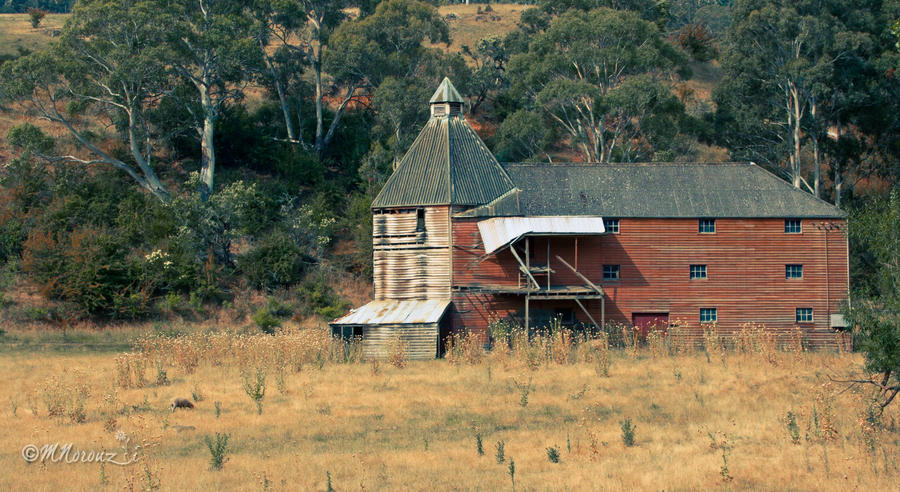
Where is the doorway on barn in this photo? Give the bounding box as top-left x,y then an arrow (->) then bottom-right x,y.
631,313 -> 669,339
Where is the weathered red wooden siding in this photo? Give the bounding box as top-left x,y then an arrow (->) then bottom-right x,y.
451,217 -> 849,346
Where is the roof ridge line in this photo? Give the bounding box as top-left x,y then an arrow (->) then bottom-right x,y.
446,116 -> 453,203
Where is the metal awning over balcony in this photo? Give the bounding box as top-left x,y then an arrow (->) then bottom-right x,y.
477,216 -> 606,255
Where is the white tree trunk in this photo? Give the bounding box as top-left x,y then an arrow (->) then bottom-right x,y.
198,84 -> 216,199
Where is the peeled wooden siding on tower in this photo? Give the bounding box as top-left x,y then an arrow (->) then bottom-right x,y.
373,206 -> 451,300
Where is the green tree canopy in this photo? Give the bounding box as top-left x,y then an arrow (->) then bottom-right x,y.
845,189 -> 900,411
0,0 -> 173,201
714,0 -> 897,206
507,7 -> 689,162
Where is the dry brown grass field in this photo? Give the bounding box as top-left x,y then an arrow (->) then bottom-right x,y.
0,13 -> 67,56
0,324 -> 898,491
436,4 -> 524,53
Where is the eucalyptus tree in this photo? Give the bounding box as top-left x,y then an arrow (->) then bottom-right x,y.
0,0 -> 172,202
253,0 -> 351,158
325,0 -> 450,149
163,0 -> 261,199
844,190 -> 900,412
507,7 -> 688,163
714,0 -> 891,204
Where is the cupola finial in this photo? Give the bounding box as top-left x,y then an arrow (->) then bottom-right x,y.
429,77 -> 463,117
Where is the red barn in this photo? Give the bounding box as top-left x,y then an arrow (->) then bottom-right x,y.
331,78 -> 849,358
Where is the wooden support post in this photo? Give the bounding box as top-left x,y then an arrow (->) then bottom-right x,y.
555,255 -> 603,295
510,246 -> 540,288
601,294 -> 605,330
526,237 -> 530,271
546,238 -> 551,290
525,295 -> 530,333
574,298 -> 600,331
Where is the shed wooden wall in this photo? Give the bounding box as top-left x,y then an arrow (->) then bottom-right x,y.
362,323 -> 439,359
373,206 -> 451,300
451,217 -> 849,346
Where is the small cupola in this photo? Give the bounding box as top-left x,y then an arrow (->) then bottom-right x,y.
429,77 -> 464,117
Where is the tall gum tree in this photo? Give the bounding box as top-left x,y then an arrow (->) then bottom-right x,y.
507,7 -> 688,163
0,0 -> 172,202
253,0 -> 349,155
714,0 -> 892,205
164,0 -> 260,200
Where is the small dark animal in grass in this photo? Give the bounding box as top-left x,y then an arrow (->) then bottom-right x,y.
171,398 -> 195,411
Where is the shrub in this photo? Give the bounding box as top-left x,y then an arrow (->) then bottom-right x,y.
252,298 -> 293,334
170,178 -> 268,266
204,433 -> 230,470
546,446 -> 560,463
240,229 -> 310,290
0,214 -> 25,265
297,271 -> 350,320
22,227 -> 151,318
388,336 -> 408,369
677,23 -> 718,62
27,8 -> 47,28
242,368 -> 267,414
252,308 -> 281,334
621,418 -> 636,447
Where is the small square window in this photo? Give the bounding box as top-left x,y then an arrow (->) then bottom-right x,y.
785,219 -> 802,234
700,308 -> 718,323
796,308 -> 813,323
699,219 -> 716,234
786,264 -> 803,279
690,265 -> 707,279
604,218 -> 620,234
602,264 -> 620,280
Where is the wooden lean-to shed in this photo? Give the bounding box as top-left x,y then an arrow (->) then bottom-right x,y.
330,299 -> 450,359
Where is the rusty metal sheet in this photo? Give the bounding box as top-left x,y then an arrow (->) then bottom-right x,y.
477,216 -> 606,254
331,299 -> 451,326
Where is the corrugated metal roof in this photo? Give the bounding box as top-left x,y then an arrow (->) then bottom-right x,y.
478,216 -> 607,254
372,115 -> 516,208
330,299 -> 451,326
429,77 -> 464,103
455,188 -> 523,218
502,162 -> 846,218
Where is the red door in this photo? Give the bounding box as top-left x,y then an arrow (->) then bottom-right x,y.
632,313 -> 669,338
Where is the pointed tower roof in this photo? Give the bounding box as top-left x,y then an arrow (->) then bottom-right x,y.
372,78 -> 516,209
429,77 -> 464,104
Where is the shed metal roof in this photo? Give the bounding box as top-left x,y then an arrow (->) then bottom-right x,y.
372,114 -> 516,208
478,216 -> 607,254
330,299 -> 451,326
501,162 -> 846,218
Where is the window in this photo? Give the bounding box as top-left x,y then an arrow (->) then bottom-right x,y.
785,264 -> 803,279
699,219 -> 716,233
700,308 -> 718,323
602,264 -> 620,280
796,308 -> 813,323
785,219 -> 802,234
416,208 -> 425,232
332,326 -> 363,341
604,218 -> 620,234
690,265 -> 707,279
